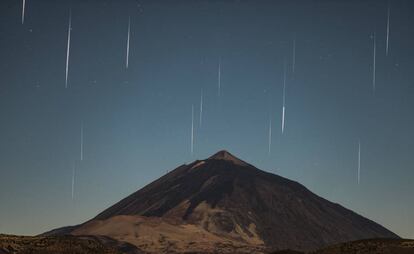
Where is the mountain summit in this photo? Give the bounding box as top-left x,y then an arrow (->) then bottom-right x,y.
47,151 -> 398,253
207,150 -> 249,166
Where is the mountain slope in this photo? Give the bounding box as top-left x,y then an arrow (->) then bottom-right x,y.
49,150 -> 399,253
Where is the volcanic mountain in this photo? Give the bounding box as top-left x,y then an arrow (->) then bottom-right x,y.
47,150 -> 398,253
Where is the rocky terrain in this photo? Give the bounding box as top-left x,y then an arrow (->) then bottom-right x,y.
2,235 -> 413,254
0,234 -> 135,254
312,238 -> 414,254
271,239 -> 414,254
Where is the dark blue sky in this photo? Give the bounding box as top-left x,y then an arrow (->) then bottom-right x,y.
0,0 -> 413,238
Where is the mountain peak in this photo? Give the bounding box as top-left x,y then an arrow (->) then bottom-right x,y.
207,150 -> 248,166
52,150 -> 399,254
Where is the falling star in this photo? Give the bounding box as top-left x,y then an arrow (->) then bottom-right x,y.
358,141 -> 361,185
80,124 -> 84,161
65,9 -> 72,88
21,0 -> 26,24
71,164 -> 75,200
199,89 -> 203,126
268,116 -> 272,155
386,3 -> 390,56
372,32 -> 377,94
281,107 -> 286,134
126,16 -> 131,69
281,61 -> 287,134
218,59 -> 222,97
191,105 -> 194,155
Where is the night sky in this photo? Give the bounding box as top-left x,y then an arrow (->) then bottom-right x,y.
1,0 -> 413,238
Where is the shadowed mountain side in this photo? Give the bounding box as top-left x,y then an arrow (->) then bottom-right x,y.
46,151 -> 399,253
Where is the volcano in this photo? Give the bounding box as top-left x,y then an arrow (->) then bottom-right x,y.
46,150 -> 398,253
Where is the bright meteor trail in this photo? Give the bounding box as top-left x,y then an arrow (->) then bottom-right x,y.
65,9 -> 72,88
191,105 -> 194,155
281,62 -> 287,134
21,0 -> 26,24
386,3 -> 390,56
126,16 -> 131,69
372,32 -> 377,94
358,141 -> 361,185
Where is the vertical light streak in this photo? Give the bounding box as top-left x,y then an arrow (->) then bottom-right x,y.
386,3 -> 390,56
65,9 -> 72,88
281,61 -> 287,134
372,32 -> 377,94
22,0 -> 26,24
126,16 -> 131,69
358,141 -> 361,185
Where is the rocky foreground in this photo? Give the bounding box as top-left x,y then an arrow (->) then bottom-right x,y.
0,234 -> 142,254
2,235 -> 414,254
271,239 -> 414,254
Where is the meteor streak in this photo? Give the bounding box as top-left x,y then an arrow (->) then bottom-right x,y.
358,141 -> 361,185
281,62 -> 287,134
126,16 -> 131,69
372,32 -> 377,94
22,0 -> 26,24
65,9 -> 72,88
386,3 -> 390,56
